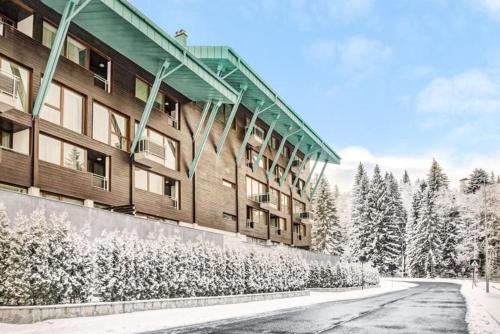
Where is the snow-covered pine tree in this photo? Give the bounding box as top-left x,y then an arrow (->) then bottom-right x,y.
440,194 -> 460,277
0,204 -> 10,303
311,176 -> 343,255
406,181 -> 426,277
384,173 -> 406,273
366,165 -> 389,271
350,163 -> 370,259
402,170 -> 411,185
427,159 -> 449,193
466,168 -> 490,194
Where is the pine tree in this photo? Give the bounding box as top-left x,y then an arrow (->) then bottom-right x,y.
0,204 -> 10,303
366,165 -> 389,271
440,195 -> 460,277
384,173 -> 406,273
427,159 -> 449,193
402,170 -> 411,185
350,163 -> 370,259
407,181 -> 427,277
311,177 -> 343,255
466,168 -> 490,194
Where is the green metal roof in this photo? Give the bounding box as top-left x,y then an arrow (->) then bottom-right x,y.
188,46 -> 340,164
41,0 -> 239,104
41,0 -> 340,164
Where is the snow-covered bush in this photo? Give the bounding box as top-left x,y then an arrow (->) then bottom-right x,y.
307,261 -> 379,288
0,205 -> 375,305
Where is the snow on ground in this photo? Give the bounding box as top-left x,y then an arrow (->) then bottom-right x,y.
392,277 -> 500,334
0,280 -> 415,334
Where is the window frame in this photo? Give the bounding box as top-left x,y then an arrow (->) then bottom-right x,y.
39,133 -> 87,172
92,101 -> 129,151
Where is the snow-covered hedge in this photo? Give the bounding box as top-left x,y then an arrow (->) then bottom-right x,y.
0,207 -> 378,306
307,261 -> 379,288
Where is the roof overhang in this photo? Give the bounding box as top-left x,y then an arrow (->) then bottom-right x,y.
41,0 -> 239,104
188,46 -> 341,164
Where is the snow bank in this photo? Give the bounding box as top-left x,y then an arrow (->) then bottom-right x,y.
0,280 -> 415,334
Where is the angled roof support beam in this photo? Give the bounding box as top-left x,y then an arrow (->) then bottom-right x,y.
192,101 -> 212,141
279,135 -> 305,186
302,152 -> 321,195
32,0 -> 92,119
130,60 -> 183,154
188,101 -> 223,179
252,113 -> 281,173
267,127 -> 302,179
215,85 -> 247,156
309,160 -> 329,199
291,147 -> 321,190
235,101 -> 276,166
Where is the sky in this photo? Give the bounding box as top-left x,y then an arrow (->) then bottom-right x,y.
130,0 -> 500,190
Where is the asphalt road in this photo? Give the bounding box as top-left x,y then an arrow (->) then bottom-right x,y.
149,282 -> 468,334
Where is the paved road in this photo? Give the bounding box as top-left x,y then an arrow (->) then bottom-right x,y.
149,282 -> 467,334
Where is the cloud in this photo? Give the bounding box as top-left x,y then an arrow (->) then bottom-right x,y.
321,146 -> 500,192
470,0 -> 500,19
305,36 -> 391,79
416,69 -> 500,114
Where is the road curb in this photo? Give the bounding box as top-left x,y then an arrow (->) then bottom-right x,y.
309,284 -> 380,292
0,290 -> 309,324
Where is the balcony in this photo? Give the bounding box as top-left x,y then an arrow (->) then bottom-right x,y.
0,70 -> 21,113
252,193 -> 278,210
134,138 -> 166,166
246,219 -> 255,229
90,173 -> 108,191
247,126 -> 265,147
294,211 -> 314,224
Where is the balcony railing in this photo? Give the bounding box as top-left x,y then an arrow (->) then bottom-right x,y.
246,219 -> 255,229
0,70 -> 19,100
136,138 -> 166,160
165,194 -> 178,209
294,211 -> 314,224
166,111 -> 178,129
93,74 -> 110,93
252,193 -> 278,210
90,173 -> 108,191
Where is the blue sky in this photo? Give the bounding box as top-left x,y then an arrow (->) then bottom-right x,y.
130,0 -> 500,189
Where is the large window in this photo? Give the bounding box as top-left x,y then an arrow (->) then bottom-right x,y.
66,36 -> 87,67
42,21 -> 56,48
270,216 -> 287,231
274,165 -> 285,182
247,206 -> 267,226
280,193 -> 290,215
93,102 -> 128,151
246,176 -> 266,199
41,82 -> 83,133
294,200 -> 306,214
0,57 -> 29,113
134,168 -> 179,207
39,134 -> 85,172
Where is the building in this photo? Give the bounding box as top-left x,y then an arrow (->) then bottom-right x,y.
0,0 -> 340,248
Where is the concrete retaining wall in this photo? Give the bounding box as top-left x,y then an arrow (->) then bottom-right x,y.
0,290 -> 309,324
0,190 -> 339,264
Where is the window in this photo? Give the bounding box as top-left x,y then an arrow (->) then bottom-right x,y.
63,143 -> 85,171
41,82 -> 83,133
294,200 -> 306,214
247,207 -> 267,226
269,187 -> 279,208
0,129 -> 12,149
216,104 -> 235,127
222,179 -> 236,189
134,78 -> 178,128
134,168 -> 179,206
282,146 -> 290,159
42,21 -> 57,49
274,165 -> 284,182
270,136 -> 279,150
297,178 -> 306,194
270,216 -> 286,231
0,56 -> 30,113
246,176 -> 266,198
280,193 -> 290,215
246,149 -> 265,169
93,103 -> 128,151
39,134 -> 61,165
39,134 -> 86,172
42,21 -> 111,93
41,191 -> 84,206
223,213 -> 237,222
66,36 -> 87,67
